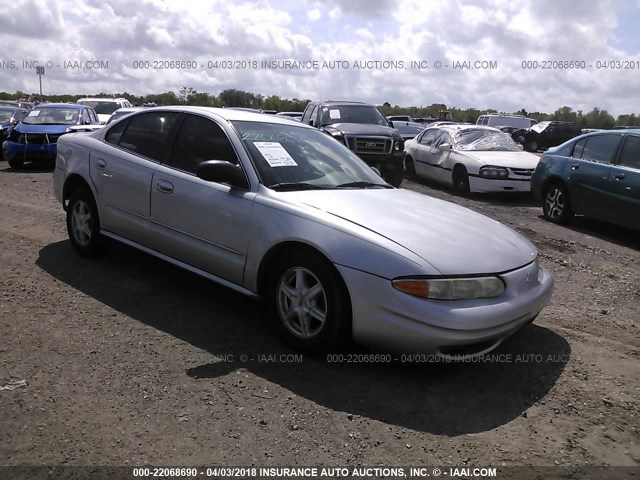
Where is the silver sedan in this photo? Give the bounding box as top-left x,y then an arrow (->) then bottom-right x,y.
53,107 -> 554,357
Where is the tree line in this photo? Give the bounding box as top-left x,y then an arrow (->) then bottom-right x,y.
1,88 -> 637,129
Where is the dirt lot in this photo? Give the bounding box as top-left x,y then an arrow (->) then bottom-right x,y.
0,164 -> 638,477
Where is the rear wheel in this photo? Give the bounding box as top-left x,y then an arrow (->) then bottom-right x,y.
542,182 -> 573,224
266,252 -> 351,352
66,189 -> 108,256
452,165 -> 470,195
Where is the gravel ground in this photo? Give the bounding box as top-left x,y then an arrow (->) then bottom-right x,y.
0,163 -> 638,477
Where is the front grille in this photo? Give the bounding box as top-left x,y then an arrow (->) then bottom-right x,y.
347,136 -> 392,155
19,133 -> 63,144
509,168 -> 534,177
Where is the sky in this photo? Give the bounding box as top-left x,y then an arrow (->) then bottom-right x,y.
0,0 -> 639,116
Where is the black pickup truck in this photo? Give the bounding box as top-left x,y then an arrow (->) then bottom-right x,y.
301,101 -> 405,186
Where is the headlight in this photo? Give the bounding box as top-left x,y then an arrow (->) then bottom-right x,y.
394,140 -> 403,151
392,276 -> 505,300
479,166 -> 509,179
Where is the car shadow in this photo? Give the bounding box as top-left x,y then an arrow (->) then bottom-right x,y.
37,240 -> 569,436
535,214 -> 640,251
0,161 -> 55,173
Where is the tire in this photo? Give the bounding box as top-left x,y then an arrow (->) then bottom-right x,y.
525,140 -> 539,152
404,156 -> 416,178
266,252 -> 351,352
452,165 -> 470,195
66,189 -> 108,256
542,182 -> 573,224
384,163 -> 404,187
8,158 -> 24,169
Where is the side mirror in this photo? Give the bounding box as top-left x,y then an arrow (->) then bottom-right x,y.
196,160 -> 249,189
388,121 -> 394,128
438,143 -> 452,151
309,119 -> 315,127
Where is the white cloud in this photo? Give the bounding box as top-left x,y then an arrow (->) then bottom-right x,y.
0,0 -> 637,117
307,9 -> 321,21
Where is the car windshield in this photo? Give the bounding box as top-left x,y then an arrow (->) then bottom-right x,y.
78,101 -> 120,115
530,122 -> 550,133
455,129 -> 521,151
232,121 -> 389,189
0,109 -> 15,122
21,108 -> 79,125
319,105 -> 389,127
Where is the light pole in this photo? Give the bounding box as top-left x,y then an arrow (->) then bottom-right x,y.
35,66 -> 44,101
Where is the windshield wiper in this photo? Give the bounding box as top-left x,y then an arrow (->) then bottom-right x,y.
269,182 -> 329,191
335,181 -> 393,189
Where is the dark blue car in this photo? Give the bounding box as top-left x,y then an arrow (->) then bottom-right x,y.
531,129 -> 640,231
2,103 -> 100,168
0,106 -> 29,159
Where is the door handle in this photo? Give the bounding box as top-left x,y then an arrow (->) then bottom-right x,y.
614,173 -> 625,180
571,163 -> 580,170
156,180 -> 174,194
96,158 -> 107,169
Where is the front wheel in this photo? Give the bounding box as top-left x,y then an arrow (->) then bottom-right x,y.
404,156 -> 416,178
266,252 -> 351,352
66,189 -> 108,256
8,158 -> 24,169
542,183 -> 573,224
383,163 -> 404,187
452,166 -> 470,195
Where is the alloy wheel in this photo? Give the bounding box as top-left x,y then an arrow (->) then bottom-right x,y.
277,267 -> 327,339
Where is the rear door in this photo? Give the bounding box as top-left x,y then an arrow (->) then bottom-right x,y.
91,111 -> 180,244
607,134 -> 640,229
565,134 -> 622,218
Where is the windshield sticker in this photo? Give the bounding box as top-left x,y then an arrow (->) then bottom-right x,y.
27,110 -> 40,117
329,109 -> 341,119
254,142 -> 298,167
65,113 -> 74,120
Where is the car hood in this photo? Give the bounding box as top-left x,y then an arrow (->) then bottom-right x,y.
459,150 -> 540,169
322,123 -> 399,137
15,123 -> 70,134
282,189 -> 537,275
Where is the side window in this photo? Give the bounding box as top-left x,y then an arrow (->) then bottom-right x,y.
89,109 -> 98,123
81,109 -> 90,124
419,130 -> 438,146
168,114 -> 238,174
309,105 -> 319,125
105,118 -> 129,144
618,135 -> 640,170
571,138 -> 587,158
114,112 -> 180,161
482,116 -> 489,125
580,135 -> 622,164
432,131 -> 451,148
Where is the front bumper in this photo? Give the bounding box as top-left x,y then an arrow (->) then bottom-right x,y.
469,176 -> 532,193
336,260 -> 554,357
2,141 -> 57,162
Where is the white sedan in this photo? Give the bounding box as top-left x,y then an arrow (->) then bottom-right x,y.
404,124 -> 541,194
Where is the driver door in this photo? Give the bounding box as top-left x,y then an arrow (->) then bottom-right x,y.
148,113 -> 255,285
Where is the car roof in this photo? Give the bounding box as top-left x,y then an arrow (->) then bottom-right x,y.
428,124 -> 501,133
34,103 -> 86,109
318,101 -> 372,107
77,97 -> 128,102
132,106 -> 316,127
